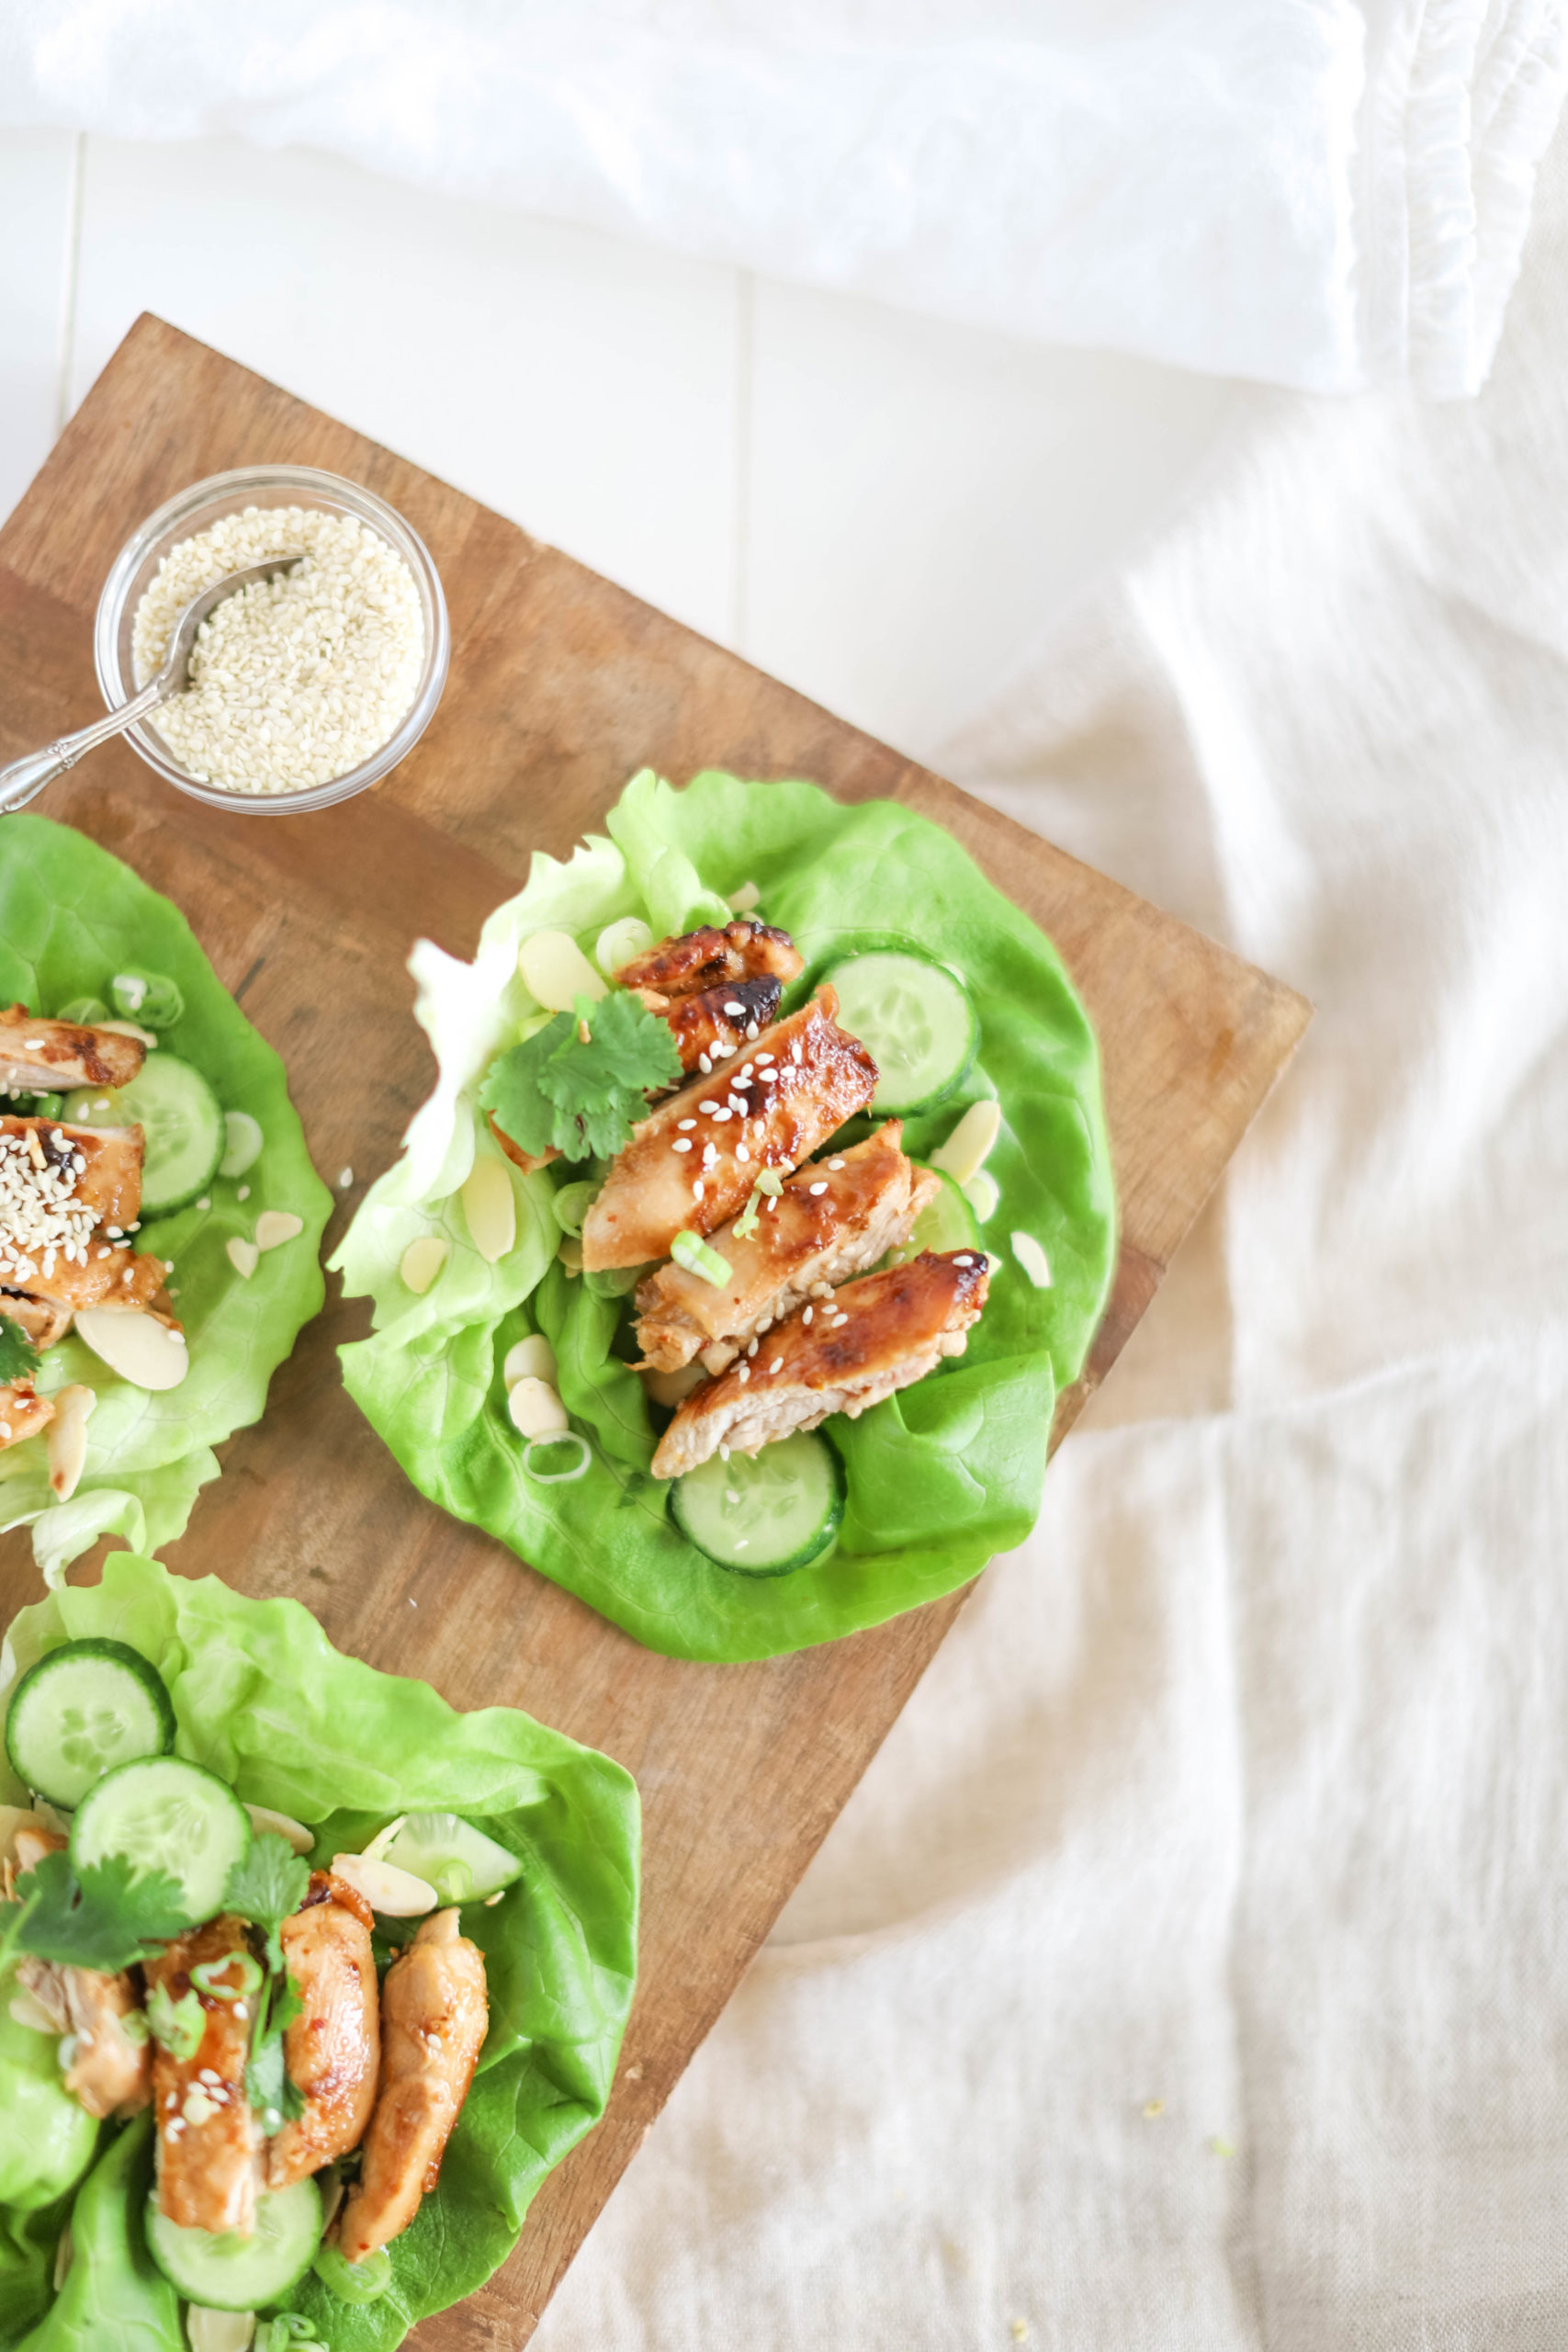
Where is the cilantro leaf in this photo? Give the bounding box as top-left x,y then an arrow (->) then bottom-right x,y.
245,1967 -> 306,2132
479,991 -> 682,1165
1,1850 -> 189,1973
224,1832 -> 310,1972
478,1022 -> 566,1161
0,1318 -> 40,1384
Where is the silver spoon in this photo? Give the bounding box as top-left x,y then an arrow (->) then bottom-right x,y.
0,559 -> 301,815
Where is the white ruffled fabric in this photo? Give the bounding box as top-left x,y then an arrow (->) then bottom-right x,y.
536,104 -> 1568,2352
0,0 -> 1563,394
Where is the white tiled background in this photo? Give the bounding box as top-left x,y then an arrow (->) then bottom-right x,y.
0,128 -> 1236,766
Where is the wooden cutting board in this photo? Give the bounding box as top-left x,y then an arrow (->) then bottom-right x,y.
0,317 -> 1309,2346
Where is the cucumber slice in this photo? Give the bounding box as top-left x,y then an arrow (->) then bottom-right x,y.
144,2178 -> 322,2311
378,1812 -> 524,1903
822,950 -> 978,1114
4,1637 -> 175,1809
71,1757 -> 251,1927
62,1053 -> 225,1216
887,1169 -> 981,1266
672,1431 -> 843,1577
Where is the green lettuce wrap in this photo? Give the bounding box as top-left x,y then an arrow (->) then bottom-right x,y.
0,1551 -> 639,2350
0,816 -> 332,1577
333,773 -> 1115,1661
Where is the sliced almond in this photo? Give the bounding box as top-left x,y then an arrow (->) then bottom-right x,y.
243,1804 -> 314,1855
461,1156 -> 516,1264
73,1307 -> 189,1392
519,928 -> 607,1012
728,881 -> 761,914
506,1376 -> 570,1439
503,1334 -> 558,1387
1011,1231 -> 1053,1289
962,1169 -> 1000,1223
254,1210 -> 303,1253
226,1237 -> 259,1281
46,1384 -> 96,1501
639,1362 -> 705,1409
400,1236 -> 450,1295
931,1100 -> 1002,1187
185,2308 -> 254,2352
330,1850 -> 438,1917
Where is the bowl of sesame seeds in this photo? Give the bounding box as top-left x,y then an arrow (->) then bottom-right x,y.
94,464 -> 450,813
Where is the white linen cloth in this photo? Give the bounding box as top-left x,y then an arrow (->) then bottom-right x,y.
3,0 -> 1565,396
536,108 -> 1568,2352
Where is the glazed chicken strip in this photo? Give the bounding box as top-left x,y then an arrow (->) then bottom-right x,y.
614,920 -> 804,1000
651,1248 -> 989,1478
0,1118 -> 165,1314
146,1917 -> 263,2236
0,1005 -> 146,1097
582,989 -> 878,1272
1,1290 -> 74,1349
488,967 -> 791,1182
336,1908 -> 489,2267
635,1123 -> 939,1374
266,1871 -> 381,2190
0,1377 -> 52,1450
13,1828 -> 151,2120
635,973 -> 784,1080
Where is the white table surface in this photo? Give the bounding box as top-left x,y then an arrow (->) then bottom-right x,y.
0,128 -> 1236,769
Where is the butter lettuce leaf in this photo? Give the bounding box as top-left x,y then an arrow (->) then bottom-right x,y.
0,1554 -> 640,2351
0,817 -> 332,1576
334,770 -> 1115,1660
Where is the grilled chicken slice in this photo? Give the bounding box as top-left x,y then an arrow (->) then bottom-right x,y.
651,1248 -> 988,1478
266,1871 -> 380,2190
13,1827 -> 152,2120
0,1006 -> 146,1097
0,1118 -> 164,1312
17,1952 -> 152,2119
635,1123 -> 939,1374
147,1917 -> 263,2235
2,1289 -> 74,1349
336,1909 -> 488,2266
613,921 -> 804,1001
0,1378 -> 52,1450
635,974 -> 784,1080
582,989 -> 878,1272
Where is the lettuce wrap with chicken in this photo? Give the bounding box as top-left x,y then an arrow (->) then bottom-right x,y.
333,771 -> 1116,1662
0,1551 -> 639,2349
0,818 -> 331,1578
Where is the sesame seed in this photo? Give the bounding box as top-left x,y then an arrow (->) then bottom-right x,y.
737,1145 -> 750,1162
954,1254 -> 975,1266
832,1313 -> 850,1328
808,1182 -> 829,1195
756,1052 -> 774,1064
738,1364 -> 750,1382
828,1158 -> 845,1170
678,1118 -> 696,1131
724,1001 -> 746,1017
803,1307 -> 814,1324
697,1101 -> 721,1114
699,1054 -> 712,1074
693,1181 -> 705,1200
747,1339 -> 759,1356
712,1109 -> 732,1123
769,1357 -> 784,1374
672,1138 -> 693,1153
719,1443 -> 730,1460
130,505 -> 425,797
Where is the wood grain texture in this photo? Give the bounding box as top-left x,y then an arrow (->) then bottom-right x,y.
0,316 -> 1310,2346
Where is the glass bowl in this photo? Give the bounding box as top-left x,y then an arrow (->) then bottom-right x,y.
94,464 -> 450,815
